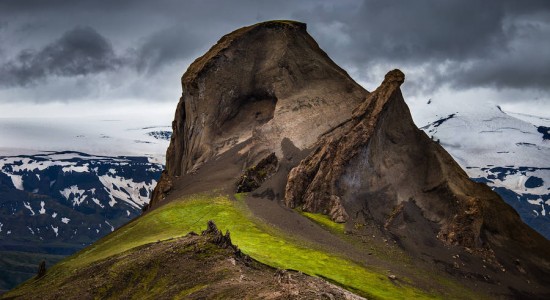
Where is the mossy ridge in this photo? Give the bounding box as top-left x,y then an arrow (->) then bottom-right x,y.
301,211 -> 345,233
5,194 -> 472,299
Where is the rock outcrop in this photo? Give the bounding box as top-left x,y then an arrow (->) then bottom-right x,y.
284,68 -> 550,289
150,21 -> 368,207
285,70 -> 407,223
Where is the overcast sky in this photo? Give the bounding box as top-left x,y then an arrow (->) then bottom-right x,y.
0,0 -> 549,119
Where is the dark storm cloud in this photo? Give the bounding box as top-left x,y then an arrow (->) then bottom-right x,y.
301,0 -> 550,92
444,16 -> 550,91
0,0 -> 548,104
0,27 -> 120,86
133,25 -> 201,75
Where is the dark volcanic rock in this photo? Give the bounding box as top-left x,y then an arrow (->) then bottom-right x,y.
36,261 -> 46,279
150,20 -> 368,207
236,153 -> 278,193
284,68 -> 550,295
285,70 -> 406,223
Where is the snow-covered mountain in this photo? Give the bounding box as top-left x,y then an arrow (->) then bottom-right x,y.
416,99 -> 550,239
0,114 -> 171,292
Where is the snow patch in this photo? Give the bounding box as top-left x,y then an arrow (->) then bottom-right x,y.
105,220 -> 114,232
51,225 -> 59,237
23,201 -> 35,215
8,174 -> 24,190
528,199 -> 543,205
61,217 -> 70,224
106,191 -> 117,207
39,201 -> 46,214
10,158 -> 55,172
52,212 -> 58,218
59,185 -> 88,206
62,164 -> 89,173
99,174 -> 155,209
92,197 -> 104,208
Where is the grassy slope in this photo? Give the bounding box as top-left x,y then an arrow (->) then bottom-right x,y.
301,211 -> 345,233
5,194 -> 477,299
0,251 -> 64,293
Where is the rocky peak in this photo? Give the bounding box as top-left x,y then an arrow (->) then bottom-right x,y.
285,69 -> 408,222
284,68 -> 550,265
151,20 -> 368,207
166,20 -> 366,176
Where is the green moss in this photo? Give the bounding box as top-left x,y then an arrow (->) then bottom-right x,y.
301,211 -> 345,233
5,194 -> 478,299
66,196 -> 434,298
175,284 -> 208,299
233,193 -> 247,202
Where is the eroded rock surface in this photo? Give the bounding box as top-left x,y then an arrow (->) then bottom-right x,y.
284,69 -> 550,289
150,21 -> 368,207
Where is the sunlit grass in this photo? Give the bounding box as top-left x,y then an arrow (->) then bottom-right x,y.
301,211 -> 345,233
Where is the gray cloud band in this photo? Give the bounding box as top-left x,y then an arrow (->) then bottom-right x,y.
0,0 -> 548,102
0,27 -> 119,87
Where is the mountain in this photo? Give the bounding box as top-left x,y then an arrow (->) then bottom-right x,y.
153,20 -> 366,194
0,151 -> 163,292
0,113 -> 172,292
5,21 -> 550,299
418,100 -> 550,239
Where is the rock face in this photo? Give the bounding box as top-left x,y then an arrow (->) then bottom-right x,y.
151,21 -> 367,207
285,70 -> 407,223
284,68 -> 550,293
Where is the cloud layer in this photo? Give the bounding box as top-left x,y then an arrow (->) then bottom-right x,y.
0,0 -> 548,105
0,27 -> 119,87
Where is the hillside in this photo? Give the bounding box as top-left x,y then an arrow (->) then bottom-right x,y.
3,216 -> 365,299
5,194 -> 459,299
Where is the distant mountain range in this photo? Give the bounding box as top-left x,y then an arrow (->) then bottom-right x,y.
0,116 -> 171,292
418,101 -> 550,239
0,151 -> 163,292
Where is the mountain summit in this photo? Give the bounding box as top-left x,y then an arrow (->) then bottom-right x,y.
6,21 -> 550,299
150,21 -> 367,205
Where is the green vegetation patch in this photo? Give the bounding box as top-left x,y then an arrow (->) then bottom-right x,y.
8,194 -> 441,299
301,211 -> 345,233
